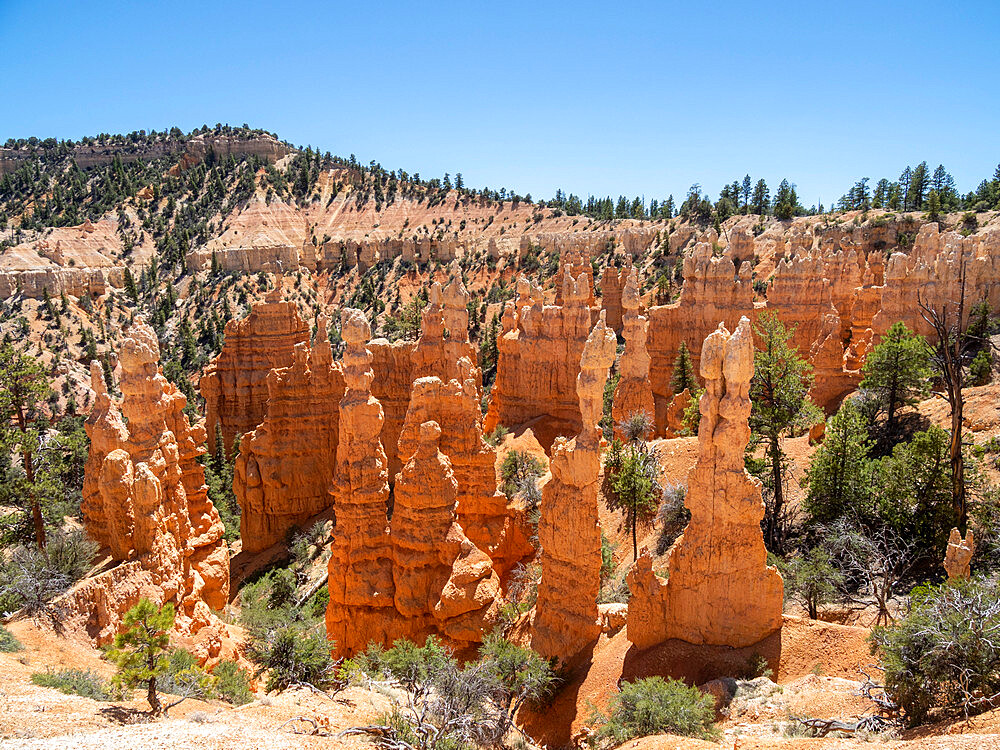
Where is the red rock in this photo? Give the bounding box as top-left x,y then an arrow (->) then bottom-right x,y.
612,268 -> 655,441
233,317 -> 346,554
200,294 -> 309,456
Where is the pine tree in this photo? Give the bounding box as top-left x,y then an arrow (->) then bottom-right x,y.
860,321 -> 932,443
803,400 -> 872,524
907,161 -> 929,210
670,341 -> 697,395
107,599 -> 174,715
741,174 -> 752,213
751,179 -> 769,216
898,166 -> 913,211
749,311 -> 821,550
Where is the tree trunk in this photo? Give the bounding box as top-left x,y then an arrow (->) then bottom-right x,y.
768,439 -> 784,551
632,516 -> 638,563
951,392 -> 966,528
147,678 -> 160,715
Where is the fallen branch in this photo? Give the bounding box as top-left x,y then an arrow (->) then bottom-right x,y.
278,715 -> 332,736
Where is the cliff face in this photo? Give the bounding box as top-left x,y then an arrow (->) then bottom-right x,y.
627,317 -> 783,650
200,294 -> 310,456
398,373 -> 533,580
485,273 -> 593,452
369,338 -> 417,482
647,244 -> 754,434
531,314 -> 617,661
73,325 -> 230,661
233,317 -> 346,554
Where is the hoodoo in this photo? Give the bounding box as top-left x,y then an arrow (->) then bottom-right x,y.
627,316 -> 784,649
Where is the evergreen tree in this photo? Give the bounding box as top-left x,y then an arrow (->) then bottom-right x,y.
872,178 -> 891,209
751,179 -> 770,215
749,312 -> 821,550
803,400 -> 872,524
669,340 -> 697,395
859,322 -> 931,442
107,599 -> 174,715
898,166 -> 913,211
741,174 -> 752,213
773,179 -> 799,220
907,161 -> 929,210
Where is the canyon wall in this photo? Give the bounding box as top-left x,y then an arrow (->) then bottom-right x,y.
200,293 -> 310,456
233,317 -> 345,554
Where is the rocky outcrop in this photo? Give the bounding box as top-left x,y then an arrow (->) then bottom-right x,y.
200,293 -> 310,456
411,276 -> 480,385
532,314 -> 617,661
485,273 -> 593,451
627,317 -> 783,650
554,246 -> 595,307
612,268 -> 655,440
233,317 -> 346,554
326,309 -> 394,657
600,261 -> 632,334
398,372 -> 533,580
325,310 -> 502,656
389,420 -> 502,651
646,243 -> 754,435
944,528 -> 974,580
74,324 -> 230,660
664,388 -> 693,437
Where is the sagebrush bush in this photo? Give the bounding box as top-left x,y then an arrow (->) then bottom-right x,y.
0,625 -> 22,652
213,659 -> 254,705
31,669 -> 113,701
596,676 -> 716,744
872,576 -> 1000,724
245,625 -> 335,692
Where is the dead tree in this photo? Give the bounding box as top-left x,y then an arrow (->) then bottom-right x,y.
918,258 -> 975,530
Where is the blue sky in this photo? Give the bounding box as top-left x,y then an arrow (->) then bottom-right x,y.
1,0 -> 998,207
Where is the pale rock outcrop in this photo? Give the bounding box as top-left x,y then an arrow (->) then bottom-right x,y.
72,324 -> 229,660
411,276 -> 481,386
326,309 -> 395,657
612,268 -> 655,441
944,528 -> 974,580
233,317 -> 346,554
200,294 -> 309,456
485,272 -> 593,451
627,317 -> 783,649
532,314 -> 617,661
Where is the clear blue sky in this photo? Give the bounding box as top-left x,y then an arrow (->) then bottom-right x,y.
2,0 -> 998,207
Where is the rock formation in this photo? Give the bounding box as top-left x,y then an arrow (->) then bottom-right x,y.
485,272 -> 593,451
600,261 -> 631,334
398,371 -> 533,579
411,276 -> 481,386
326,309 -> 395,656
200,292 -> 310,456
646,244 -> 754,435
325,310 -> 503,656
944,528 -> 975,580
369,338 -> 416,481
532,313 -> 617,661
75,324 -> 229,660
612,268 -> 655,441
664,388 -> 693,437
389,420 -> 502,651
627,317 -> 783,649
233,317 -> 346,554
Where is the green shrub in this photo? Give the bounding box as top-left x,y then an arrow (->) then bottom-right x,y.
245,625 -> 335,692
161,649 -> 216,700
970,349 -> 992,386
31,668 -> 113,701
213,659 -> 254,705
871,576 -> 1000,725
595,676 -> 717,744
499,449 -> 545,498
0,625 -> 22,652
46,529 -> 99,582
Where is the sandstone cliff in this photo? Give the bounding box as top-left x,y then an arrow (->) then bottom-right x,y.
200,293 -> 310,456
485,272 -> 593,451
627,317 -> 783,649
233,317 -> 346,554
611,268 -> 655,441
